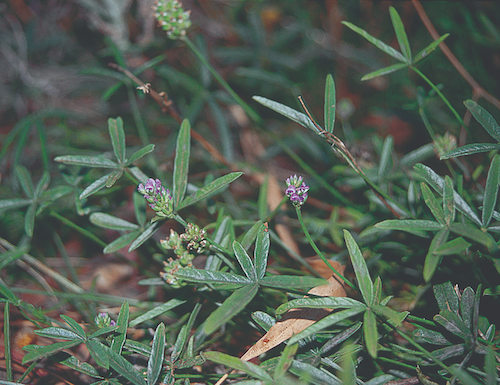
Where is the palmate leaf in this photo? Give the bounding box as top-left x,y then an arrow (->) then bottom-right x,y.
22,340 -> 82,364
203,284 -> 259,335
414,164 -> 481,225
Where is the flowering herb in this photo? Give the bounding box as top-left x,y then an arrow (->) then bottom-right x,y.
95,312 -> 116,328
153,0 -> 192,39
138,178 -> 174,219
285,174 -> 309,206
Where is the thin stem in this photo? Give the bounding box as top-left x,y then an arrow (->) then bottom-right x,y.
294,206 -> 357,291
180,36 -> 261,123
411,66 -> 464,127
49,211 -> 106,248
4,301 -> 12,381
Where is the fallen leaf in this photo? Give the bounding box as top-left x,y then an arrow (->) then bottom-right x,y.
240,261 -> 346,361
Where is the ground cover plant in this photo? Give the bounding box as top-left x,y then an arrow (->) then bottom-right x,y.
1,0 -> 500,384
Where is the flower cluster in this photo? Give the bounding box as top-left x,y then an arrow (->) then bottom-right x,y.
153,0 -> 192,39
137,178 -> 174,219
285,174 -> 309,206
160,224 -> 207,287
95,312 -> 116,328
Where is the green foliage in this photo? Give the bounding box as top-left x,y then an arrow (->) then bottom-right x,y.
1,2 -> 500,385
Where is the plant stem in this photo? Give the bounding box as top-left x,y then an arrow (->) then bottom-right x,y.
411,66 -> 464,127
295,206 -> 357,291
181,36 -> 261,123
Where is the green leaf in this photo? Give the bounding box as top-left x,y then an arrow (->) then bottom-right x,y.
177,172 -> 243,210
421,183 -> 445,225
361,63 -> 408,81
413,328 -> 451,345
274,342 -> 298,380
86,337 -> 107,369
34,327 -> 83,341
90,213 -> 139,230
240,220 -> 262,250
233,241 -> 257,281
126,144 -> 155,166
342,21 -> 406,62
276,297 -> 365,315
88,325 -> 118,339
129,223 -> 158,252
464,99 -> 500,141
434,237 -> 471,256
375,219 -> 443,234
129,298 -> 186,327
423,228 -> 449,282
203,284 -> 259,335
440,143 -> 500,159
60,315 -> 85,339
363,308 -> 378,358
203,351 -> 273,382
378,135 -> 394,180
460,287 -> 475,330
484,345 -> 496,385
174,268 -> 252,285
254,223 -> 270,280
108,117 -> 126,164
434,310 -> 472,340
252,96 -> 320,134
414,164 -> 481,225
389,6 -> 411,63
60,355 -> 103,379
449,223 -> 496,251
79,174 -> 110,199
172,324 -> 188,363
34,171 -> 50,197
433,282 -> 459,313
324,74 -> 336,133
413,33 -> 449,64
0,198 -> 32,211
54,155 -> 119,168
259,275 -> 327,290
147,323 -> 165,385
371,304 -> 408,326
103,230 -> 142,253
173,119 -> 191,208
24,203 -> 36,237
344,230 -> 373,305
16,165 -> 34,198
442,176 -> 455,226
100,342 -> 147,385
105,169 -> 123,188
291,360 -> 342,385
482,154 -> 500,227
111,302 -> 129,354
22,340 -> 82,364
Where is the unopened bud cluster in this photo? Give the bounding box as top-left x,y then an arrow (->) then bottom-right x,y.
95,312 -> 116,328
285,174 -> 309,207
137,178 -> 174,219
160,224 -> 207,287
154,0 -> 191,39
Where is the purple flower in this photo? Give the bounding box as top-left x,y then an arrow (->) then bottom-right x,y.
138,178 -> 174,218
285,175 -> 309,206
